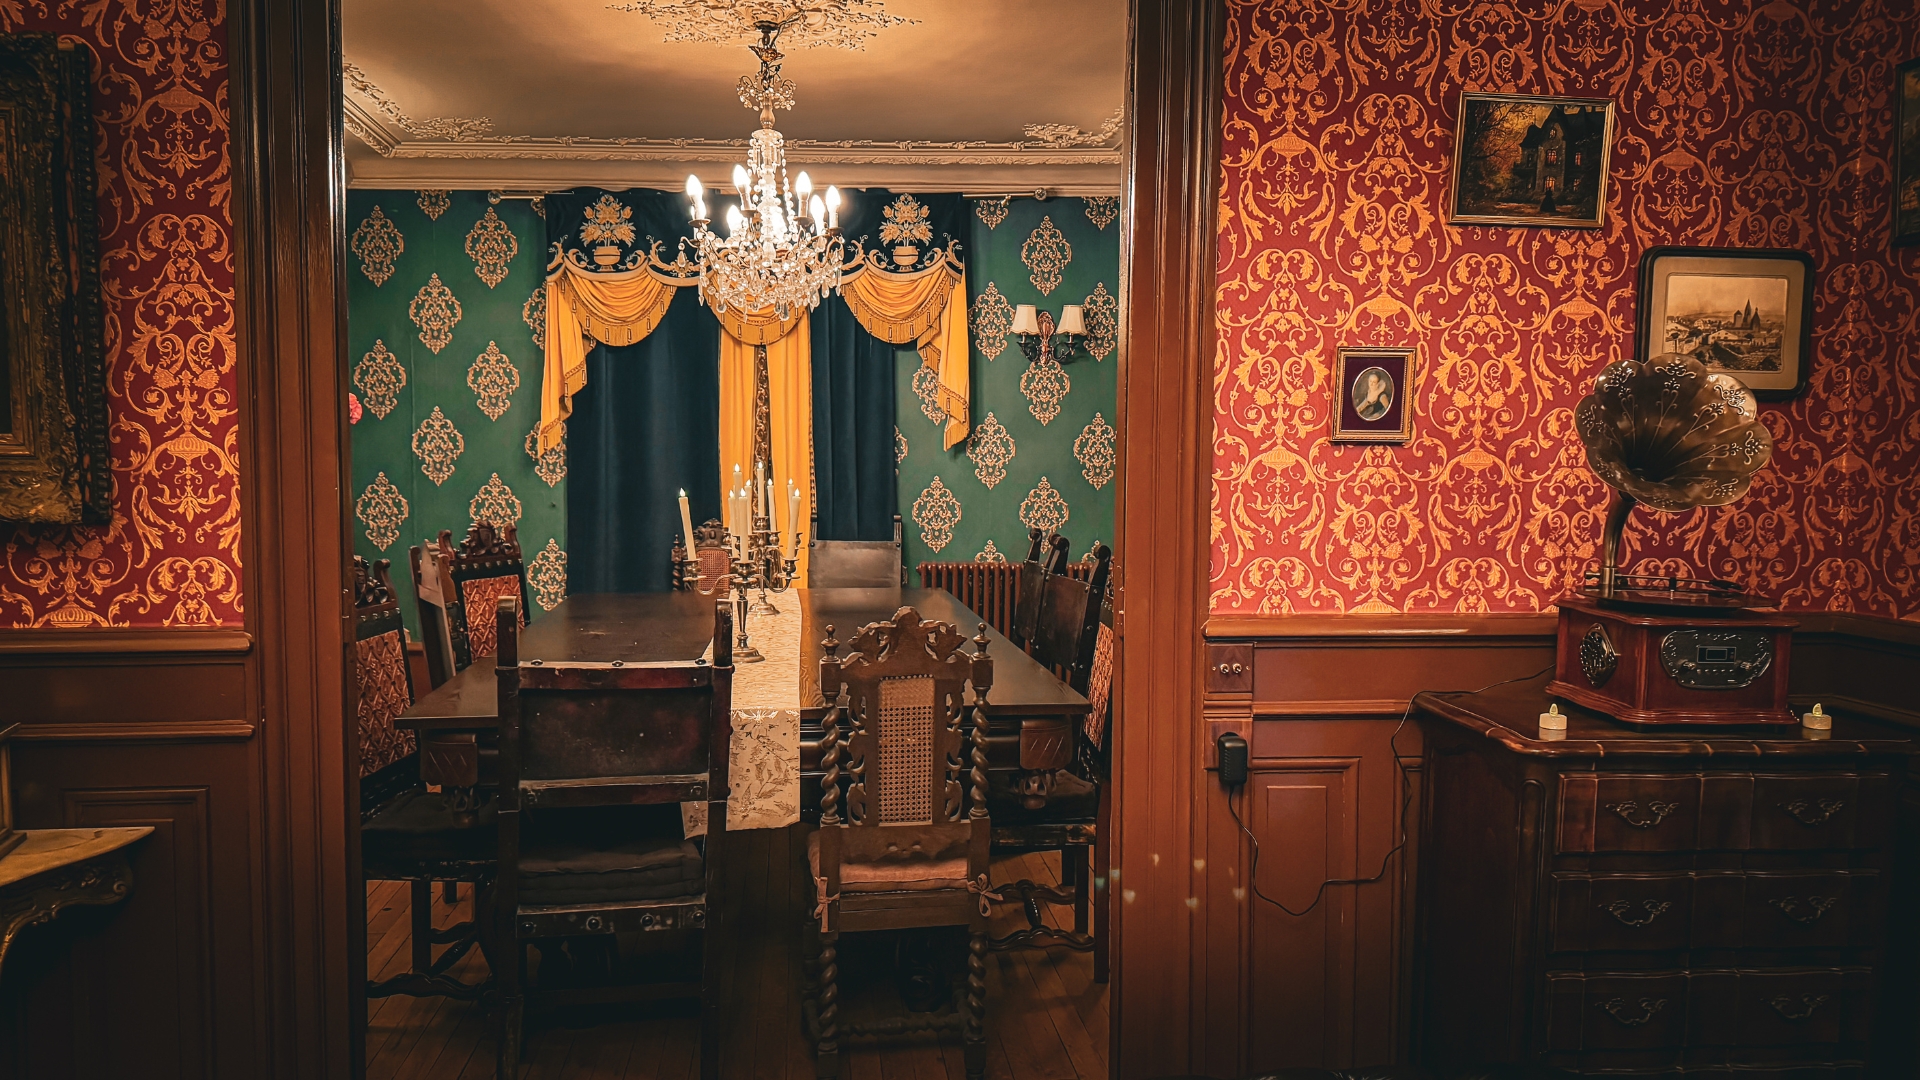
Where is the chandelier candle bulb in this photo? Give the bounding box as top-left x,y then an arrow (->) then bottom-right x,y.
826,185 -> 840,229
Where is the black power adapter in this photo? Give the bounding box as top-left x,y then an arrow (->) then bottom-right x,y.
1216,731 -> 1248,788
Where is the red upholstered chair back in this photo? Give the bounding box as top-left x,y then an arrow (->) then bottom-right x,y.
353,555 -> 417,781
438,522 -> 528,663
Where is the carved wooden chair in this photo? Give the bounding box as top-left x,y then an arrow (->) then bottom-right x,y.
671,518 -> 734,595
807,608 -> 995,1080
441,522 -> 529,663
987,542 -> 1113,975
354,556 -> 495,1003
808,514 -> 905,588
407,540 -> 465,689
490,595 -> 732,1080
1009,529 -> 1067,652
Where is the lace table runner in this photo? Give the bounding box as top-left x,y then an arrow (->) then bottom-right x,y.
683,596 -> 804,835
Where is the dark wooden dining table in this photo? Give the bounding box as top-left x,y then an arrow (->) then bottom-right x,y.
396,588 -> 1088,808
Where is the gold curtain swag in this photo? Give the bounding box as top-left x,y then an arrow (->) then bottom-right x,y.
538,258 -> 681,452
719,316 -> 814,584
841,260 -> 971,449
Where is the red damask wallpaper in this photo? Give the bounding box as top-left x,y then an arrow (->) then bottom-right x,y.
1212,0 -> 1920,616
0,0 -> 240,627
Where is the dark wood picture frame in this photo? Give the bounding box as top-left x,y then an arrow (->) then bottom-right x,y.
1332,346 -> 1415,443
1896,56 -> 1920,247
1635,246 -> 1815,400
0,35 -> 107,524
1448,91 -> 1615,229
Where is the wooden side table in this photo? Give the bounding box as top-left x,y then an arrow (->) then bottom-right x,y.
0,827 -> 151,975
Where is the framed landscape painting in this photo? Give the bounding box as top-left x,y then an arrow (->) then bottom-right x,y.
1448,92 -> 1615,228
1635,247 -> 1814,400
1896,56 -> 1920,246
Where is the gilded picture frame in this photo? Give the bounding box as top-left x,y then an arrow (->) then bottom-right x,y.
1332,347 -> 1415,444
0,36 -> 108,525
1895,56 -> 1920,247
1635,247 -> 1815,401
1448,92 -> 1616,229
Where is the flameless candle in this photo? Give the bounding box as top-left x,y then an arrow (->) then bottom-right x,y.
678,489 -> 697,563
788,480 -> 801,558
755,460 -> 766,517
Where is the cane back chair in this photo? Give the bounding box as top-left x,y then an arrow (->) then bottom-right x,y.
354,556 -> 495,1003
807,608 -> 995,1080
490,595 -> 732,1080
671,518 -> 734,594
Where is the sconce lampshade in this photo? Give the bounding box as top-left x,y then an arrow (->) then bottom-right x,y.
1056,304 -> 1086,337
1010,304 -> 1040,336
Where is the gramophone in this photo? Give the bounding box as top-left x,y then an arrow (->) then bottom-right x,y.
1546,353 -> 1797,727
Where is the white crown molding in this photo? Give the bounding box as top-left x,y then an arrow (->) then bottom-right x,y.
376,138 -> 1119,167
607,0 -> 918,51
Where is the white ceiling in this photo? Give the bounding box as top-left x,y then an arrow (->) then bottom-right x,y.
341,0 -> 1128,194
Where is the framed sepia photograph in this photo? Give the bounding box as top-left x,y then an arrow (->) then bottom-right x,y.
1896,56 -> 1920,246
1636,247 -> 1814,400
1448,92 -> 1615,228
1332,347 -> 1414,444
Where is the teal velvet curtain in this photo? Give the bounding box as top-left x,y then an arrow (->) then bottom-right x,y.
809,295 -> 898,541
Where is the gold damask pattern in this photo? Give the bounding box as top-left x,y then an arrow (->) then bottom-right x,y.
467,341 -> 519,421
1020,355 -> 1069,425
972,282 -> 1014,360
351,206 -> 403,286
410,273 -> 462,353
911,476 -> 961,554
966,412 -> 1016,489
522,283 -> 546,348
975,539 -> 1006,563
1020,216 -> 1072,296
975,196 -> 1010,230
1019,477 -> 1068,533
356,472 -> 409,551
412,407 -> 465,486
910,363 -> 945,425
1083,282 -> 1117,361
354,339 -> 406,419
465,206 -> 518,289
880,193 -> 933,246
0,0 -> 242,627
894,426 -> 907,464
1084,197 -> 1118,231
1210,0 -> 1920,617
525,423 -> 567,487
1074,412 -> 1116,491
529,538 -> 568,611
469,472 -> 523,530
417,189 -> 450,220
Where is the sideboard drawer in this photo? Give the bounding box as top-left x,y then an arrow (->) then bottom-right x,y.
1545,972 -> 1689,1052
1559,775 -> 1701,853
1690,967 -> 1872,1049
1551,873 -> 1692,953
1751,773 -> 1886,851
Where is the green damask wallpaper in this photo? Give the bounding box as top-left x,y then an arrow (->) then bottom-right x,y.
347,190 -> 563,640
897,196 -> 1121,570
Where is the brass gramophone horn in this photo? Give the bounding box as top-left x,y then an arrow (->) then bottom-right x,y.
1574,353 -> 1772,597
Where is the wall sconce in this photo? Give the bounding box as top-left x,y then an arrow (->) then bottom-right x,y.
1012,304 -> 1085,363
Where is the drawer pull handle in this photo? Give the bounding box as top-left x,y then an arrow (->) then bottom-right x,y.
1597,996 -> 1666,1026
1781,798 -> 1845,826
1767,895 -> 1838,925
1603,899 -> 1672,927
1604,800 -> 1679,829
1766,993 -> 1830,1021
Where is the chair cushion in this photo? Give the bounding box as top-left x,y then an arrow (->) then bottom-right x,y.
362,789 -> 496,876
807,829 -> 969,893
518,835 -> 705,905
987,768 -> 1098,825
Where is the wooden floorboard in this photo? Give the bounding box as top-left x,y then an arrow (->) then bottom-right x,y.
369,827 -> 1107,1080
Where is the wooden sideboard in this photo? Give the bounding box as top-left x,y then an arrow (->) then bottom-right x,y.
1411,678 -> 1913,1075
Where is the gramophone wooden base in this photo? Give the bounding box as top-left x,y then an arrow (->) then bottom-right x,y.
1548,597 -> 1798,728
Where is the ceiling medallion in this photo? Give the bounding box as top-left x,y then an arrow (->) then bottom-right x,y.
525,423 -> 567,487
911,476 -> 961,554
1021,216 -> 1072,296
468,341 -> 519,421
409,273 -> 462,354
529,538 -> 568,611
1020,355 -> 1069,425
356,472 -> 409,551
412,406 -> 465,486
607,1 -> 917,51
1083,281 -> 1117,360
681,21 -> 847,318
966,412 -> 1015,489
1019,476 -> 1069,533
466,206 -> 519,288
353,339 -> 406,420
1074,412 -> 1116,490
350,205 -> 402,286
469,472 -> 523,530
972,282 -> 1014,361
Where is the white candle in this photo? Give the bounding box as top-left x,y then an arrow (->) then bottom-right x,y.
755,460 -> 766,518
678,488 -> 697,563
766,477 -> 776,531
788,480 -> 801,558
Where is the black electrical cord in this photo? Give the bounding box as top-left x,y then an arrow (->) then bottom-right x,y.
1227,662 -> 1555,918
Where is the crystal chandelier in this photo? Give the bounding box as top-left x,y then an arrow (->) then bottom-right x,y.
684,21 -> 844,319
